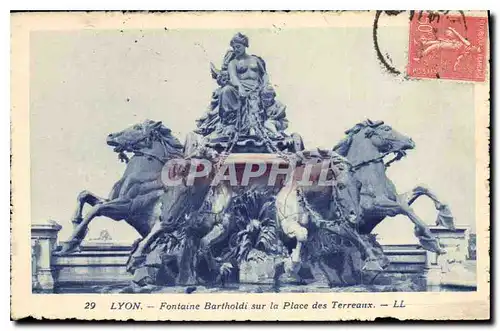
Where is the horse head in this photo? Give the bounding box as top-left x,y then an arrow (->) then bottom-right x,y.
333,119 -> 415,167
296,148 -> 361,225
107,119 -> 184,161
361,120 -> 415,156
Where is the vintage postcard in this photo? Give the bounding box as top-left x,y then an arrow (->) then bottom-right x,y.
11,11 -> 490,321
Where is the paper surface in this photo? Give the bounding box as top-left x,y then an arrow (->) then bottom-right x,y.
11,11 -> 490,321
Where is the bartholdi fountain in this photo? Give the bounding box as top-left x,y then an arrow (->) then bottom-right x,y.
31,32 -> 475,293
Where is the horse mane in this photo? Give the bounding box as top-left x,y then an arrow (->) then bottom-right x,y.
151,124 -> 184,159
333,119 -> 384,156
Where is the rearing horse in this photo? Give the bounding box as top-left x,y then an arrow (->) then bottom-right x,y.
333,119 -> 454,254
58,120 -> 185,254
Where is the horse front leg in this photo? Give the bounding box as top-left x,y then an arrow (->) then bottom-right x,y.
199,214 -> 230,253
275,216 -> 308,283
126,220 -> 166,273
177,235 -> 200,286
399,185 -> 455,229
70,190 -> 107,229
334,223 -> 383,272
317,259 -> 338,288
287,224 -> 308,281
401,205 -> 446,254
58,198 -> 131,254
370,197 -> 445,254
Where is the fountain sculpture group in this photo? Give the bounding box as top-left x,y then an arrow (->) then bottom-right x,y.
32,33 -> 463,292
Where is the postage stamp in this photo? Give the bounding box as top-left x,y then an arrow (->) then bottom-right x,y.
10,11 -> 490,321
407,12 -> 488,81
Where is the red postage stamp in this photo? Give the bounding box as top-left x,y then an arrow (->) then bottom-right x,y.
408,13 -> 488,82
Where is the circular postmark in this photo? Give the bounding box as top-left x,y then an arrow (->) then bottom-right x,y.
373,10 -> 470,78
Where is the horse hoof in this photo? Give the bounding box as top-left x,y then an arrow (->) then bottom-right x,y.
436,248 -> 447,255
56,247 -> 77,255
57,241 -> 81,255
126,255 -> 146,273
185,286 -> 197,294
420,242 -> 447,255
362,260 -> 383,272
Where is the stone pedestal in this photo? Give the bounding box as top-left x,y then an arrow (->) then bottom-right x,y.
425,226 -> 476,289
31,220 -> 62,292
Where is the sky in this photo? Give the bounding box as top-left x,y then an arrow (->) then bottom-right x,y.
29,26 -> 475,245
